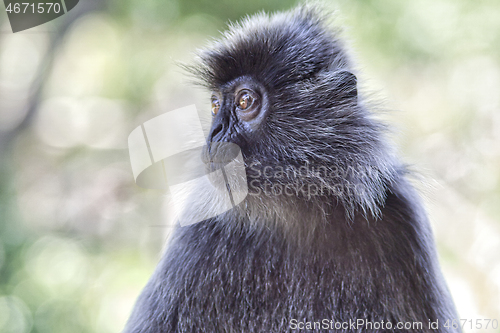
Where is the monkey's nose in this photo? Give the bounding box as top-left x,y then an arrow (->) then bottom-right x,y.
209,123 -> 224,141
208,113 -> 231,142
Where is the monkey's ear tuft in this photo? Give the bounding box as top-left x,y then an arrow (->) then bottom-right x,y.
334,71 -> 357,100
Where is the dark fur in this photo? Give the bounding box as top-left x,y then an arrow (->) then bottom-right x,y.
123,6 -> 460,332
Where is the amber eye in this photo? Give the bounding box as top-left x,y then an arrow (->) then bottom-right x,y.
211,97 -> 220,116
237,91 -> 254,110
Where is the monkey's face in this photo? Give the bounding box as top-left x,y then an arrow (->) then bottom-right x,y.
191,8 -> 396,217
207,76 -> 269,153
193,10 -> 344,166
194,10 -> 359,169
194,9 -> 386,206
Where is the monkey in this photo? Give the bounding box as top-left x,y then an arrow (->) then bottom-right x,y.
123,5 -> 461,333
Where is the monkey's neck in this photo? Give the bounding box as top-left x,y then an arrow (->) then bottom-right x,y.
240,193 -> 342,246
244,157 -> 401,224
234,173 -> 430,256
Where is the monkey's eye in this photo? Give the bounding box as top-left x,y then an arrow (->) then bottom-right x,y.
234,88 -> 260,122
236,90 -> 255,111
211,96 -> 220,116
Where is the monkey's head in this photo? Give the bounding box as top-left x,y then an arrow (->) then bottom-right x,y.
190,6 -> 398,219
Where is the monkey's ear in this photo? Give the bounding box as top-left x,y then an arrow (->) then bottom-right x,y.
334,70 -> 357,100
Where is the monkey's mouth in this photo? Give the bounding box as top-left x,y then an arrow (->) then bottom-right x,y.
202,142 -> 241,172
200,141 -> 248,200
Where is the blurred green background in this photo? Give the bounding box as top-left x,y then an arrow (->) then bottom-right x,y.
1,0 -> 499,332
